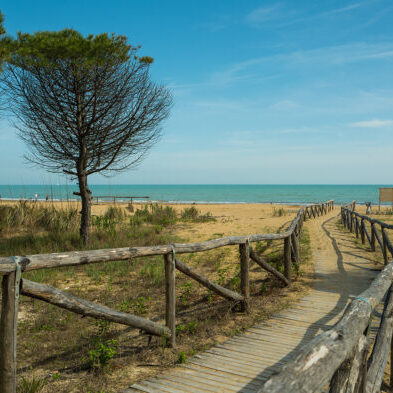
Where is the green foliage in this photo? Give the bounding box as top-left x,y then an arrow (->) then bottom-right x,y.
180,281 -> 194,305
138,258 -> 164,286
52,372 -> 61,381
0,11 -> 4,36
17,376 -> 46,393
132,204 -> 177,227
88,339 -> 117,370
104,206 -> 126,221
176,321 -> 197,336
87,320 -> 117,370
177,351 -> 187,364
0,11 -> 11,69
181,207 -> 215,222
132,296 -> 150,316
9,29 -> 136,68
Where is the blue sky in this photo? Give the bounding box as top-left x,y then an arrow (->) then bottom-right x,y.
1,0 -> 393,184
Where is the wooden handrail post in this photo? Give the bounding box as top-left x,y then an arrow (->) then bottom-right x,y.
382,228 -> 389,265
291,231 -> 300,264
284,236 -> 292,280
360,219 -> 365,244
164,253 -> 176,347
239,242 -> 250,313
370,223 -> 376,251
0,268 -> 20,393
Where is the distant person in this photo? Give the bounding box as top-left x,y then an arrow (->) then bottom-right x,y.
34,193 -> 38,202
46,194 -> 49,202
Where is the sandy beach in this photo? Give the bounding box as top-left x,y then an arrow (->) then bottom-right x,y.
0,199 -> 303,242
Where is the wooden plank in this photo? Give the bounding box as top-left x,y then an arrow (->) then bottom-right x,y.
182,363 -> 261,387
158,374 -> 222,393
187,357 -> 267,381
179,365 -> 260,391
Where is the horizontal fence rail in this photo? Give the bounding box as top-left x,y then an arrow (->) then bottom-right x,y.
258,201 -> 393,393
0,200 -> 334,392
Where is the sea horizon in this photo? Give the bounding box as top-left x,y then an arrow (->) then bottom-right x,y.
0,184 -> 392,205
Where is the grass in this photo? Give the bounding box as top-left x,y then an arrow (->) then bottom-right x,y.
272,207 -> 287,217
0,201 -> 315,393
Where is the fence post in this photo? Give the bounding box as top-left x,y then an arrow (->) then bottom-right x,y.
291,230 -> 300,264
360,219 -> 365,244
0,265 -> 21,393
164,253 -> 176,347
382,228 -> 389,265
284,236 -> 292,280
239,242 -> 250,313
370,223 -> 376,251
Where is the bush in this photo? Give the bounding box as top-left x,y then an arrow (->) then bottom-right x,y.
104,206 -> 126,221
181,207 -> 215,222
132,204 -> 178,226
88,339 -> 117,370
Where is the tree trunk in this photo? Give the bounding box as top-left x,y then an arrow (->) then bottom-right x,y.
78,173 -> 91,246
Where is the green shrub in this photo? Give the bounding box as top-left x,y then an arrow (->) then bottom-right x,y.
177,351 -> 187,364
181,207 -> 215,222
133,204 -> 178,226
104,206 -> 126,221
88,339 -> 117,369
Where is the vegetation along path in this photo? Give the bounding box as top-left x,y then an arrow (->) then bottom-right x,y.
124,207 -> 382,393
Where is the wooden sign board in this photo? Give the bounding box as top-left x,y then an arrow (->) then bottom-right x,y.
379,188 -> 393,209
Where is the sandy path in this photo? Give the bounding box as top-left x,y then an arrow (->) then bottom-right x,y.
124,208 -> 383,393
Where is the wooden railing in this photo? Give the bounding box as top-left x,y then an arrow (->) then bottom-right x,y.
0,200 -> 334,392
257,202 -> 393,393
341,202 -> 393,265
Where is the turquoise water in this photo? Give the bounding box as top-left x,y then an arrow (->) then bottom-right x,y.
0,184 -> 390,205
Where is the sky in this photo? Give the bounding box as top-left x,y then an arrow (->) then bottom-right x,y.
1,0 -> 393,185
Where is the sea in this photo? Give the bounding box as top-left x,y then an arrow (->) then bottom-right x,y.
0,184 -> 391,205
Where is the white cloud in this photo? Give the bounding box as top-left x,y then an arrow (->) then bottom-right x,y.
245,4 -> 282,26
350,119 -> 393,128
208,42 -> 393,87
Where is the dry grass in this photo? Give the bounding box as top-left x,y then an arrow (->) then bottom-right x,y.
0,201 -> 315,393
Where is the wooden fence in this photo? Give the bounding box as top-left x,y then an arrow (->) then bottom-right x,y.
257,201 -> 393,393
0,200 -> 334,392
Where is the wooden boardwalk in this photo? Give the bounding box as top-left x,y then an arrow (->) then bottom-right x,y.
125,209 -> 381,393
